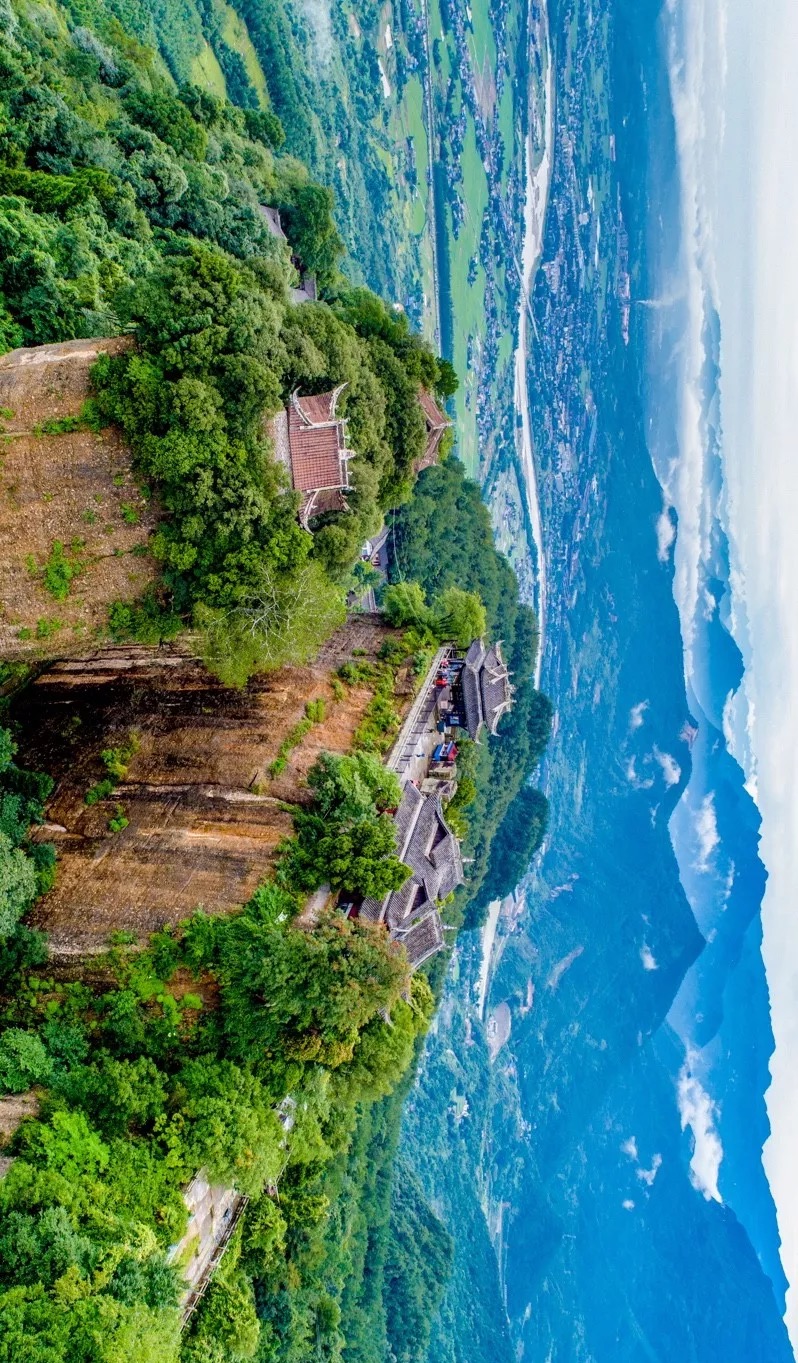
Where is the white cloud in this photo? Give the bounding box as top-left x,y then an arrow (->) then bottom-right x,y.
694,793 -> 720,873
677,1065 -> 723,1203
640,945 -> 659,971
296,0 -> 334,66
625,755 -> 655,790
705,0 -> 798,1334
629,700 -> 650,730
637,1153 -> 663,1188
621,1137 -> 638,1160
656,508 -> 677,563
653,747 -> 682,787
622,1199 -> 636,1211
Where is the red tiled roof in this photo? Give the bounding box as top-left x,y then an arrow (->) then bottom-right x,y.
305,487 -> 348,517
418,387 -> 450,431
296,391 -> 337,425
287,396 -> 347,492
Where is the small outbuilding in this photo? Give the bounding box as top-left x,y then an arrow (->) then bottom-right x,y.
415,388 -> 453,472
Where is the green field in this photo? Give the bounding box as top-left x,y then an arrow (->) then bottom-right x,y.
449,117 -> 490,474
217,0 -> 270,103
190,40 -> 228,98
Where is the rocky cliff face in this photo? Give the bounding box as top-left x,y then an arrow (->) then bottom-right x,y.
0,337 -> 157,660
13,621 -> 396,954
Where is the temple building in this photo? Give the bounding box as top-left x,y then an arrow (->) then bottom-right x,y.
451,639 -> 514,741
415,387 -> 453,471
271,386 -> 356,528
358,783 -> 464,970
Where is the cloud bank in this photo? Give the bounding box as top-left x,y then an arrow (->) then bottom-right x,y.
677,1064 -> 723,1203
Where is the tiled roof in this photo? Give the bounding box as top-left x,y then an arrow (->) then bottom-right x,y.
465,639 -> 484,668
399,911 -> 444,969
480,641 -> 512,735
385,874 -> 434,930
418,387 -> 451,431
287,393 -> 349,493
395,782 -> 425,854
302,487 -> 349,521
355,786 -> 460,968
455,638 -> 512,740
481,672 -> 512,734
430,826 -> 464,900
295,389 -> 341,425
359,895 -> 386,923
459,666 -> 483,740
414,388 -> 452,473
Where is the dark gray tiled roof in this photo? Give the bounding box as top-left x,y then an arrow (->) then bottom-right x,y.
386,876 -> 437,931
399,912 -> 444,968
357,787 -> 462,969
480,641 -> 512,735
459,666 -> 483,741
395,782 -> 425,855
456,637 -> 513,741
431,828 -> 464,900
359,896 -> 386,923
464,639 -> 484,669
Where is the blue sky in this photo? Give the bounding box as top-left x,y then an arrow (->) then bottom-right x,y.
671,0 -> 798,1340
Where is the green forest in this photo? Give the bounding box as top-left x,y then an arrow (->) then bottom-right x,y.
0,0 -> 457,685
0,1 -> 550,1360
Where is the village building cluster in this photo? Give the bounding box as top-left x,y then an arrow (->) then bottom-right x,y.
260,199 -> 512,970
350,642 -> 514,969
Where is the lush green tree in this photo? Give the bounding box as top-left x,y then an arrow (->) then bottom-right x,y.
435,358 -> 459,398
280,184 -> 343,283
55,1055 -> 167,1138
212,909 -> 409,1069
0,833 -> 38,938
197,559 -> 346,687
0,1028 -> 52,1093
282,810 -> 410,899
177,1059 -> 284,1197
433,585 -> 487,647
380,581 -> 431,631
243,107 -> 285,150
384,1163 -> 454,1363
124,88 -> 208,161
478,786 -> 550,903
0,1205 -> 95,1288
183,1265 -> 259,1362
307,752 -> 402,821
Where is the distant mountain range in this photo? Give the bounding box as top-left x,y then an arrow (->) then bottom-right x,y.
402,0 -> 795,1357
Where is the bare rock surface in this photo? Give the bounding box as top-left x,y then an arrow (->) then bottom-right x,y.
13,624 -> 401,954
0,336 -> 157,658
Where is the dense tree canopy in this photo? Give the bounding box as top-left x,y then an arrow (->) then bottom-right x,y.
0,727 -> 53,940
0,0 -> 453,681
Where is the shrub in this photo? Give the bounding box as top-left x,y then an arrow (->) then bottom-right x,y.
28,542 -> 85,601
0,1028 -> 52,1092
